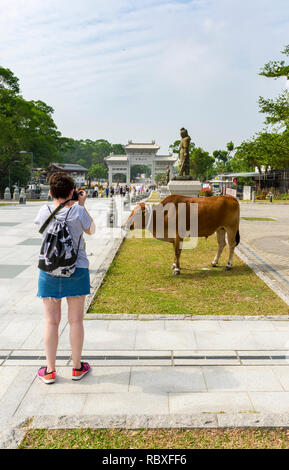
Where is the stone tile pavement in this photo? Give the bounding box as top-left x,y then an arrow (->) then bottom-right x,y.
1,319 -> 289,431
1,199 -> 289,447
238,202 -> 289,301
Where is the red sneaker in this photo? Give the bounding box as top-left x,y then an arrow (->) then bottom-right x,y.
72,362 -> 91,381
37,367 -> 56,384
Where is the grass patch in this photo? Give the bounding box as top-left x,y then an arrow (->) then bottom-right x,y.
146,190 -> 161,203
241,200 -> 289,204
241,217 -> 277,222
0,202 -> 18,206
0,200 -> 43,206
88,234 -> 289,316
19,428 -> 289,449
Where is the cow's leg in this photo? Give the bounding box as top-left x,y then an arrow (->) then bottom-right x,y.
172,240 -> 177,270
211,228 -> 226,267
173,238 -> 183,275
225,229 -> 238,270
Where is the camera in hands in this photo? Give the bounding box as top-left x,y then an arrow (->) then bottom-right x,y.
71,189 -> 80,201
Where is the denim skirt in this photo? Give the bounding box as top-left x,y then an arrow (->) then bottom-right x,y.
37,268 -> 90,299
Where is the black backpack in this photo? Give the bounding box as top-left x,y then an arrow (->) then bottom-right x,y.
38,201 -> 81,277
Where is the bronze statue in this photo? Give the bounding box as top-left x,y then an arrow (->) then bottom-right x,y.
178,127 -> 191,177
165,165 -> 170,185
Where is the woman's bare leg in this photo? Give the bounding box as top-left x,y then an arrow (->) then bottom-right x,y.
67,296 -> 86,369
43,298 -> 62,373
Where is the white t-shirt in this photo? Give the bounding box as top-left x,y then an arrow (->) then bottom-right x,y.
34,203 -> 92,269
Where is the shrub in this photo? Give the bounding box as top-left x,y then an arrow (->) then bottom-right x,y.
257,189 -> 267,200
274,191 -> 289,200
199,187 -> 213,197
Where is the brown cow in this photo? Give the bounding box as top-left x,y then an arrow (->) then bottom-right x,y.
126,195 -> 240,275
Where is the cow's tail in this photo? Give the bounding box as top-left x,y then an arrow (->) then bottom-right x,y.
235,230 -> 240,246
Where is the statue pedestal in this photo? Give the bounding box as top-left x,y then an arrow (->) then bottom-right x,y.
167,180 -> 202,197
159,185 -> 170,200
40,185 -> 50,200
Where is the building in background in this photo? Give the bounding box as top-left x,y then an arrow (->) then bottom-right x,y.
48,163 -> 88,186
105,140 -> 177,185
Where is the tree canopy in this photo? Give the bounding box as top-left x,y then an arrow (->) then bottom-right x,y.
190,147 -> 215,181
87,163 -> 108,181
212,142 -> 234,174
0,66 -> 127,194
59,138 -> 125,171
231,45 -> 289,175
0,67 -> 62,194
258,45 -> 289,130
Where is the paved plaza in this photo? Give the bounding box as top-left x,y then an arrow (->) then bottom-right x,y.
0,200 -> 289,446
237,202 -> 289,302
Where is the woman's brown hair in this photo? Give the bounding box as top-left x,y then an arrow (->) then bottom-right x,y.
49,172 -> 74,199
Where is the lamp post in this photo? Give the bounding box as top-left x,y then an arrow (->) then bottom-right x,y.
19,151 -> 34,185
8,160 -> 20,189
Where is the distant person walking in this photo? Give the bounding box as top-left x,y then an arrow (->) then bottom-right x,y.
105,186 -> 109,198
34,172 -> 95,384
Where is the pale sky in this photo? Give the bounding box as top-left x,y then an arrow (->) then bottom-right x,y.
0,0 -> 288,154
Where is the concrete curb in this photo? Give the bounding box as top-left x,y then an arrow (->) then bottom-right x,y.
4,412 -> 289,448
85,313 -> 289,321
27,413 -> 289,429
0,417 -> 31,449
236,246 -> 289,306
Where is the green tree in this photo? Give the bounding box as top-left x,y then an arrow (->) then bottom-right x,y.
213,142 -> 234,174
0,66 -> 20,93
60,139 -> 125,169
131,165 -> 151,180
155,173 -> 166,184
259,45 -> 289,80
77,158 -> 87,168
111,144 -> 126,155
259,45 -> 289,130
232,45 -> 289,179
230,132 -> 287,174
190,147 -> 215,181
91,139 -> 112,165
87,163 -> 108,181
0,67 -> 61,195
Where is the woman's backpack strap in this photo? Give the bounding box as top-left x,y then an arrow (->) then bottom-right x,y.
39,199 -> 71,234
65,206 -> 73,221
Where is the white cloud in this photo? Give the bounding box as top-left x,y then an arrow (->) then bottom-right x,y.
0,0 -> 288,152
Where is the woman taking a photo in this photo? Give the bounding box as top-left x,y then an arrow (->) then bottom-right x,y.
34,172 -> 95,384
